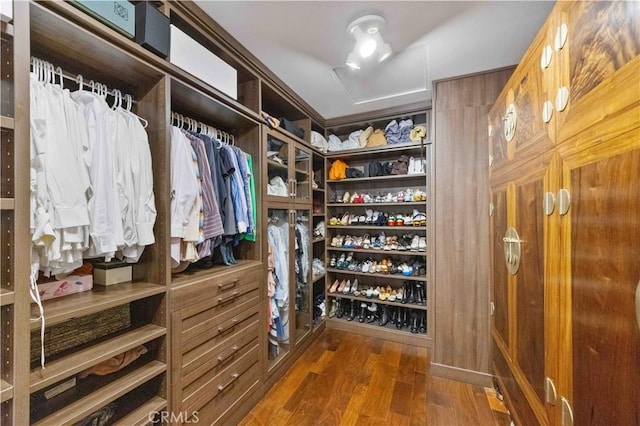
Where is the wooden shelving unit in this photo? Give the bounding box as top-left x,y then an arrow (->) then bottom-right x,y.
29,282 -> 166,330
32,361 -> 166,426
327,247 -> 428,257
0,380 -> 13,404
326,268 -> 427,282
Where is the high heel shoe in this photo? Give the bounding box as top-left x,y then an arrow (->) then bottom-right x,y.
329,279 -> 339,293
342,280 -> 352,295
379,305 -> 389,326
358,302 -> 367,323
337,279 -> 347,293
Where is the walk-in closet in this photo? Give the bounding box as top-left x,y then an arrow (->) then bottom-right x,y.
0,1 -> 637,425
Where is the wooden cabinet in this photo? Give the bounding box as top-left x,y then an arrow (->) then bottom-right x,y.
489,2 -> 640,424
170,263 -> 262,425
264,128 -> 313,204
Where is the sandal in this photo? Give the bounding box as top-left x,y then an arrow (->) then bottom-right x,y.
362,234 -> 371,249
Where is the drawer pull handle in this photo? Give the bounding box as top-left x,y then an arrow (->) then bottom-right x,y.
218,291 -> 239,305
217,373 -> 239,393
218,345 -> 239,364
219,280 -> 239,291
218,318 -> 238,334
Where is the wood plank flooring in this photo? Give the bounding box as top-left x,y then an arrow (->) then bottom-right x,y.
240,329 -> 512,426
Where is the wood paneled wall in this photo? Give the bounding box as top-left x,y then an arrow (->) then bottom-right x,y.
432,68 -> 514,384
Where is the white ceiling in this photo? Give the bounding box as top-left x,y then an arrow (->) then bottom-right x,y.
196,1 -> 554,119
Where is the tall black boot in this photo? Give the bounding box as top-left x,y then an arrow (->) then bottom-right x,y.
358,303 -> 367,323
407,282 -> 416,304
347,300 -> 357,321
390,306 -> 397,325
415,283 -> 424,305
379,305 -> 389,326
410,310 -> 419,334
335,298 -> 345,318
403,308 -> 411,327
419,312 -> 427,334
401,281 -> 409,304
396,308 -> 404,329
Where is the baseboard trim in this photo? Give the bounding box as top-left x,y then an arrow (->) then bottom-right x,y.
430,362 -> 493,387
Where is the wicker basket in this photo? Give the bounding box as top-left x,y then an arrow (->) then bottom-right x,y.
30,305 -> 130,365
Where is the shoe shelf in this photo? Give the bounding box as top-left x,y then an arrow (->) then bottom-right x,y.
327,225 -> 427,231
326,317 -> 429,347
112,396 -> 167,426
0,379 -> 13,403
31,361 -> 166,426
327,173 -> 426,183
312,237 -> 325,244
0,288 -> 14,306
327,247 -> 427,257
312,273 -> 326,283
30,324 -> 166,393
326,268 -> 427,282
30,282 -> 166,330
325,142 -> 428,159
312,188 -> 325,192
267,159 -> 288,171
0,115 -> 14,130
327,293 -> 427,311
327,202 -> 425,208
0,198 -> 14,210
312,213 -> 325,217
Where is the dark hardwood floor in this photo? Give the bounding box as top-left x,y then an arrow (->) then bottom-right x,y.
240,329 -> 511,425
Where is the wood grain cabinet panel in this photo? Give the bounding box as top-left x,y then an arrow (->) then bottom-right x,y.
560,137 -> 640,426
491,189 -> 509,347
491,2 -> 640,424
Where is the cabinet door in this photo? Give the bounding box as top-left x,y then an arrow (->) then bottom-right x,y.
292,144 -> 312,203
492,153 -> 559,426
266,133 -> 292,202
491,187 -> 509,348
555,1 -> 640,145
292,209 -> 312,345
266,208 -> 292,372
558,121 -> 640,426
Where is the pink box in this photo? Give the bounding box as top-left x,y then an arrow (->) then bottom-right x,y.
37,274 -> 93,301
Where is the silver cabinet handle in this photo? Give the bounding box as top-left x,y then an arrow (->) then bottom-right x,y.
217,372 -> 239,392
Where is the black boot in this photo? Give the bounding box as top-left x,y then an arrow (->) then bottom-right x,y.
347,300 -> 357,321
379,305 -> 389,326
335,298 -> 344,318
358,303 -> 367,323
419,312 -> 427,333
396,308 -> 404,329
407,282 -> 416,304
401,281 -> 409,304
390,306 -> 397,325
410,310 -> 419,334
403,308 -> 411,327
415,283 -> 424,305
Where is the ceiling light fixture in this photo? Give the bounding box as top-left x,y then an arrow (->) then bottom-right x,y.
346,14 -> 392,69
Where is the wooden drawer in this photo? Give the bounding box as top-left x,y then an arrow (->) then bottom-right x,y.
171,263 -> 262,312
182,342 -> 259,415
181,296 -> 259,353
181,317 -> 259,389
186,361 -> 260,426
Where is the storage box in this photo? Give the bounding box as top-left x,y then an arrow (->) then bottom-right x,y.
170,24 -> 237,99
37,273 -> 93,301
93,261 -> 132,286
71,1 -> 136,38
135,2 -> 169,58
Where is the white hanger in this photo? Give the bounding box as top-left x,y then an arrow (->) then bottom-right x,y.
56,66 -> 64,89
76,74 -> 84,90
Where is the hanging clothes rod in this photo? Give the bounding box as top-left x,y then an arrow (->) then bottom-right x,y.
30,56 -> 148,128
170,110 -> 236,146
30,56 -> 138,104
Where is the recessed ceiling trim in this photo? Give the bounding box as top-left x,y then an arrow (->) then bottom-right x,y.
353,88 -> 429,105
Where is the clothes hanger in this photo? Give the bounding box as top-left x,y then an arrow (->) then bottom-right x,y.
76,74 -> 84,91
56,66 -> 64,89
